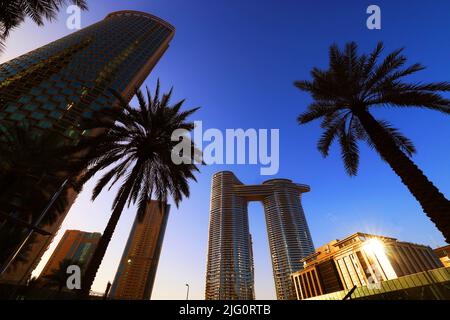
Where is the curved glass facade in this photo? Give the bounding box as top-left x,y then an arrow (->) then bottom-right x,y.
0,10 -> 175,141
0,11 -> 174,284
205,171 -> 315,300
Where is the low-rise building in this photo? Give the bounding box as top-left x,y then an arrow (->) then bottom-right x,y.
434,245 -> 450,268
291,232 -> 443,300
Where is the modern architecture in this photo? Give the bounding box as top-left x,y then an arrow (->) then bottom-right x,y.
109,200 -> 170,300
205,171 -> 314,300
291,232 -> 443,300
0,10 -> 175,284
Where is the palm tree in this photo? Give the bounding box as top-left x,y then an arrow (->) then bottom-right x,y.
0,123 -> 73,224
0,0 -> 88,52
295,42 -> 450,242
0,228 -> 38,272
0,122 -> 83,270
75,81 -> 200,296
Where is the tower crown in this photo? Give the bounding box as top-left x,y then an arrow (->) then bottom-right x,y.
105,10 -> 175,31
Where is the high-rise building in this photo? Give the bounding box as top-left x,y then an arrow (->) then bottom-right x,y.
205,171 -> 315,300
109,201 -> 170,300
39,230 -> 101,279
0,10 -> 175,284
291,232 -> 444,300
434,245 -> 450,268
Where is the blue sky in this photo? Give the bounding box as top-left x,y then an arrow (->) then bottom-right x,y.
1,0 -> 449,299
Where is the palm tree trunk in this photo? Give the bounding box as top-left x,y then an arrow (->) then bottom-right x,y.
79,193 -> 129,298
79,164 -> 141,298
354,109 -> 450,242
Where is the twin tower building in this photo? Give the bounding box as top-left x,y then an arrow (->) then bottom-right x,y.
0,9 -> 315,300
205,171 -> 315,300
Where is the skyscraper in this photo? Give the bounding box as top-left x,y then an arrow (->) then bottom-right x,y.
109,201 -> 170,300
39,230 -> 101,279
205,171 -> 315,300
0,11 -> 175,284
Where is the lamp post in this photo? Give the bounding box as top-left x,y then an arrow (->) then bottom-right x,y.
185,283 -> 190,300
103,282 -> 112,300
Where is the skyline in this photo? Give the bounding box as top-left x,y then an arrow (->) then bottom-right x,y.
1,0 -> 449,300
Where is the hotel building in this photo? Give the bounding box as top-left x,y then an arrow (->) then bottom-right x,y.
291,232 -> 443,300
109,201 -> 170,300
0,11 -> 175,284
205,171 -> 314,300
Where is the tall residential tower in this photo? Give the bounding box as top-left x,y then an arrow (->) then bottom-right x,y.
0,11 -> 175,284
205,171 -> 315,300
109,201 -> 170,300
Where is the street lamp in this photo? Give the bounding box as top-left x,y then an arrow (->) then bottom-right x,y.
185,283 -> 190,300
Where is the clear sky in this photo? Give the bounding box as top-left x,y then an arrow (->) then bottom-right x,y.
1,0 -> 449,300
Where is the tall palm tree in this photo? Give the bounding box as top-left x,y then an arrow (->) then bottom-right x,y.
0,228 -> 38,271
0,122 -> 83,270
0,123 -> 73,225
295,42 -> 450,242
75,81 -> 200,296
0,0 -> 88,52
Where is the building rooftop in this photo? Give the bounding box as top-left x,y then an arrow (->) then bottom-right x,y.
105,10 -> 175,31
434,244 -> 450,258
299,232 -> 425,266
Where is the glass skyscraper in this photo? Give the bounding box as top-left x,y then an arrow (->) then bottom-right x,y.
0,11 -> 175,284
205,171 -> 315,300
0,10 -> 175,140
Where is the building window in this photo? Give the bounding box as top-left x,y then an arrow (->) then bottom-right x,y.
336,258 -> 354,290
9,113 -> 25,121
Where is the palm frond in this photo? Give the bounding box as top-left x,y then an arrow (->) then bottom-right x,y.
373,90 -> 450,114
0,0 -> 88,39
377,120 -> 417,157
78,83 -> 200,212
295,41 -> 450,178
338,122 -> 359,176
297,102 -> 343,124
317,115 -> 348,157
